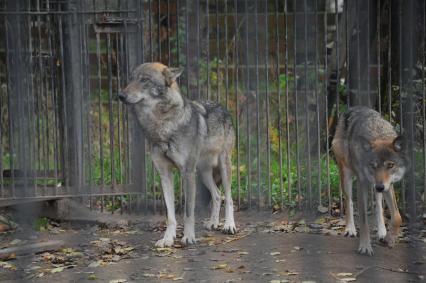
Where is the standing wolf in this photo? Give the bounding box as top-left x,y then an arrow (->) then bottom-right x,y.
119,62 -> 236,247
332,106 -> 408,255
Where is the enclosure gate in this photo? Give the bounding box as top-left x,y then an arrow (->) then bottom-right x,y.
0,0 -> 425,221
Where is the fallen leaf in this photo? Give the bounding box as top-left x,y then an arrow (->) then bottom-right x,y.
270,252 -> 281,256
88,260 -> 102,268
211,263 -> 228,270
238,251 -> 249,256
0,261 -> 17,271
337,273 -> 353,277
317,205 -> 329,213
50,266 -> 64,273
88,274 -> 97,280
109,280 -> 127,283
340,278 -> 356,282
9,239 -> 22,245
293,246 -> 302,251
275,259 -> 286,263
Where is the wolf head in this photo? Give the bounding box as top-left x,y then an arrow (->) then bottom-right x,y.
119,62 -> 184,109
358,135 -> 408,193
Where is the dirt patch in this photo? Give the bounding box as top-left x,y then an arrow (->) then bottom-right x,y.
0,211 -> 425,282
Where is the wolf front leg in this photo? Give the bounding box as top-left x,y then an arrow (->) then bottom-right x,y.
357,180 -> 373,256
375,192 -> 387,241
181,169 -> 197,245
383,184 -> 402,248
340,166 -> 356,237
152,148 -> 177,247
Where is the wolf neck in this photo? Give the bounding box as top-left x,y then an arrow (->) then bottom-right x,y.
133,88 -> 191,143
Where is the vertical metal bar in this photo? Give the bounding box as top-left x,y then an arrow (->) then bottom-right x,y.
185,0 -> 189,98
224,0 -> 229,108
367,0 -> 371,107
47,2 -> 60,192
304,0 -> 312,209
206,0 -> 210,100
423,0 -> 426,216
388,1 -> 392,118
58,16 -> 69,196
314,0 -> 321,206
244,0 -> 251,208
37,0 -> 49,193
335,0 -> 340,114
116,34 -> 123,186
324,2 -> 331,211
285,0 -> 291,205
275,0 -> 284,208
177,0 -> 183,213
158,0 -> 161,62
337,0 -> 343,214
83,16 -> 93,202
377,0 -> 381,113
107,34 -> 116,189
265,0 -> 271,207
96,33 -> 104,211
196,0 -> 200,100
216,0 -> 220,103
26,2 -> 37,195
234,0 -> 241,210
293,0 -> 301,209
344,0 -> 350,107
254,0 -> 261,209
149,0 -> 153,61
398,0 -> 405,212
167,0 -> 171,66
151,0 -> 157,214
0,20 -> 3,196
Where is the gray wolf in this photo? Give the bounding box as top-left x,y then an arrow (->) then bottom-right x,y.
332,106 -> 408,255
119,62 -> 236,247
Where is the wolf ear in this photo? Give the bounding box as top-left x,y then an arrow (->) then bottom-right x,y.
393,135 -> 404,152
163,67 -> 184,86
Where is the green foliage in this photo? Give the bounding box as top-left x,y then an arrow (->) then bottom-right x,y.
34,217 -> 49,232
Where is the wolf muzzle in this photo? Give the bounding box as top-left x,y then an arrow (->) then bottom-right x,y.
118,92 -> 127,103
375,183 -> 385,192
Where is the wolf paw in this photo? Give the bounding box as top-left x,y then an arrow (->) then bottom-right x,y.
204,220 -> 220,231
344,225 -> 357,237
222,222 -> 237,235
377,228 -> 387,242
181,234 -> 196,246
155,237 -> 174,248
358,242 -> 374,256
384,233 -> 397,248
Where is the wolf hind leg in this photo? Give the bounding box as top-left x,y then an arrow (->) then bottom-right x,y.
219,151 -> 236,234
200,167 -> 221,230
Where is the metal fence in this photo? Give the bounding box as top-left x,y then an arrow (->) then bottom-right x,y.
0,0 -> 425,221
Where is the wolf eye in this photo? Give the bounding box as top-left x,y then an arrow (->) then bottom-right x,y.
139,78 -> 148,83
370,162 -> 378,169
387,162 -> 395,169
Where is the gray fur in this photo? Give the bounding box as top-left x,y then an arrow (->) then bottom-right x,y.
332,106 -> 408,256
119,62 -> 236,247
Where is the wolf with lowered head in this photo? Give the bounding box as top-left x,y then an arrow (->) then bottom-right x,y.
332,106 -> 408,256
119,62 -> 236,247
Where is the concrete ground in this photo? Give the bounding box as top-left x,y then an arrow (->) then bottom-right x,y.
0,209 -> 425,283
